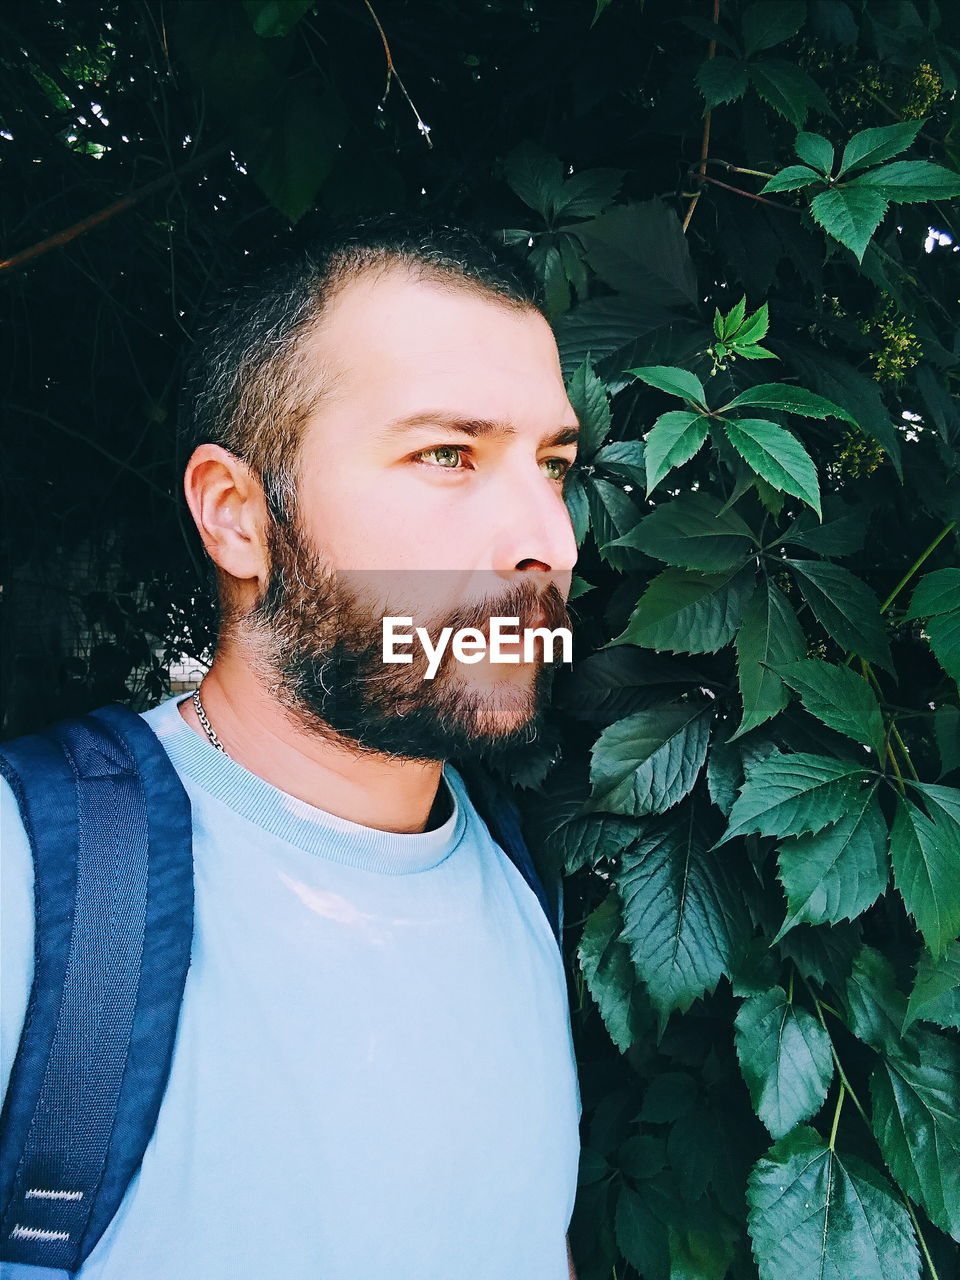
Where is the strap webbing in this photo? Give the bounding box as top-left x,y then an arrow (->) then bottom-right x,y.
0,707 -> 193,1273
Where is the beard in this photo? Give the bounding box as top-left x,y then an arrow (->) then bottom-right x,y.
236,513 -> 572,763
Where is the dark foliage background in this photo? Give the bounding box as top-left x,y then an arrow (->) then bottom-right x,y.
2,2 -> 959,1278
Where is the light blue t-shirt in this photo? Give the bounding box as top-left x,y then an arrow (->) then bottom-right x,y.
0,693 -> 581,1280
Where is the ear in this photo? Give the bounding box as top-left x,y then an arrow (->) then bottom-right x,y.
183,444 -> 271,589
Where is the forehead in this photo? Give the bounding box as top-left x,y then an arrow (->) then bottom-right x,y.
300,267 -> 573,428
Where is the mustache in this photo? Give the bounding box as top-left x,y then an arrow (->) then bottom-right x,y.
419,578 -> 572,639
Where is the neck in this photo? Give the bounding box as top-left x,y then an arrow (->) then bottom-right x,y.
179,649 -> 445,834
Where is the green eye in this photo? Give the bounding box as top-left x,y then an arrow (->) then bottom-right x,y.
421,446 -> 463,468
541,457 -> 570,481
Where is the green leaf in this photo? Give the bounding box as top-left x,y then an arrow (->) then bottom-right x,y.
593,439 -> 646,487
574,200 -> 699,308
724,383 -> 855,422
555,166 -> 626,220
616,492 -> 756,572
629,365 -> 707,407
554,295 -> 682,379
849,159 -> 960,203
668,1225 -> 734,1280
904,942 -> 960,1032
810,186 -> 889,262
775,790 -> 888,937
644,411 -> 710,494
722,418 -> 821,516
619,807 -> 750,1021
784,559 -> 894,672
889,797 -> 960,959
838,119 -> 926,176
503,141 -> 565,220
905,568 -> 960,619
747,1127 -> 920,1280
871,1027 -> 960,1241
720,752 -> 869,844
927,612 -> 960,684
794,131 -> 834,174
587,476 -> 640,561
567,357 -> 612,458
778,921 -> 861,991
748,61 -> 827,129
717,295 -> 747,340
730,301 -> 769,345
588,702 -> 712,815
238,78 -> 346,222
578,892 -> 654,1052
564,470 -> 590,546
760,165 -> 822,194
696,56 -> 749,108
243,0 -> 314,37
616,1183 -> 670,1280
844,946 -> 910,1055
781,505 -> 868,556
735,986 -> 834,1138
732,579 -> 806,738
741,1 -> 806,56
934,706 -> 960,778
546,811 -> 638,875
611,566 -> 756,655
774,659 -> 885,754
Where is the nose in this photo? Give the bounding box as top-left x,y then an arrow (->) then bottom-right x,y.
488,459 -> 578,586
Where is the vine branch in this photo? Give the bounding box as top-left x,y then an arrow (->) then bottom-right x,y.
360,0 -> 433,147
682,0 -> 720,233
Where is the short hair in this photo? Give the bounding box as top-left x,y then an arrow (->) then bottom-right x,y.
179,215 -> 542,525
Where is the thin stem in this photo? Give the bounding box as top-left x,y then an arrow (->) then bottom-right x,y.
891,724 -> 920,782
904,1195 -> 941,1280
360,0 -> 433,147
887,741 -> 907,794
682,0 -> 720,233
812,996 -> 872,1130
704,157 -> 775,179
881,521 -> 957,613
687,171 -> 802,212
829,1083 -> 846,1151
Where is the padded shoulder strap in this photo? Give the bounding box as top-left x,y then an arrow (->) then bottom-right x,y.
460,765 -> 562,948
0,705 -> 193,1275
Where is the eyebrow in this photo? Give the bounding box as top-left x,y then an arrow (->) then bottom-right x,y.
378,410 -> 580,449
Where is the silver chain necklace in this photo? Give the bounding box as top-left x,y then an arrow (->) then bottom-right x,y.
192,687 -> 227,755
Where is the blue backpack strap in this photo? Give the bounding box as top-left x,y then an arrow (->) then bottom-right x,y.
462,766 -> 562,948
0,704 -> 193,1276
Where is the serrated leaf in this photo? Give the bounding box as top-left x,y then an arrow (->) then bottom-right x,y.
564,469 -> 590,546
730,302 -> 769,345
774,659 -> 885,753
725,383 -> 855,422
735,986 -> 834,1138
905,568 -> 960,619
574,200 -> 699,308
696,55 -> 750,108
784,559 -> 894,672
567,357 -> 612,458
781,505 -> 868,556
587,476 -> 640,561
546,811 -> 638,875
578,892 -> 654,1052
778,921 -> 861,990
838,119 -> 926,176
555,166 -> 625,220
934,706 -> 960,778
810,186 -> 889,262
849,159 -> 960,203
732,579 -> 806,738
730,343 -> 778,360
629,364 -> 707,407
720,752 -> 868,844
644,411 -> 710,493
794,131 -> 834,174
927,611 -> 960,684
889,797 -> 960,959
614,492 -> 756,572
775,790 -> 888,937
870,1027 -> 960,1241
611,566 -> 756,655
760,164 -> 822,193
616,1183 -> 670,1280
748,61 -> 827,129
844,945 -> 912,1055
619,807 -> 750,1021
741,1 -> 805,56
723,418 -> 821,515
668,1225 -> 733,1280
503,141 -> 565,220
747,1127 -> 920,1280
593,439 -> 646,487
904,942 -> 960,1032
718,295 -> 747,340
588,702 -> 712,815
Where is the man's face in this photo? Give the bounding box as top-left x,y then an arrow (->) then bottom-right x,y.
244,267 -> 580,761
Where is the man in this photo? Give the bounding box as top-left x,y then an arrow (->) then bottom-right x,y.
1,220 -> 583,1279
